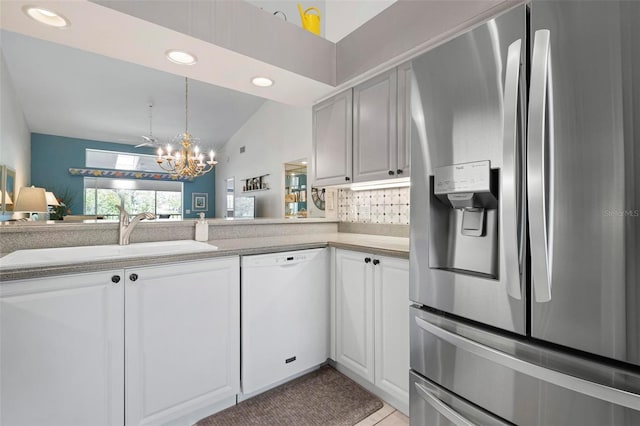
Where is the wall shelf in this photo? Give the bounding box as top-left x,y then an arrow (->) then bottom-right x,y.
242,174 -> 269,192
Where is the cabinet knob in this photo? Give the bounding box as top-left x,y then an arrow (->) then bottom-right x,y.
345,176 -> 351,181
364,257 -> 371,263
372,259 -> 380,266
397,169 -> 403,175
111,275 -> 121,284
388,170 -> 395,176
129,273 -> 138,282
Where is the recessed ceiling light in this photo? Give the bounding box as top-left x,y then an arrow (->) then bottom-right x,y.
165,50 -> 198,65
251,77 -> 274,87
22,6 -> 70,28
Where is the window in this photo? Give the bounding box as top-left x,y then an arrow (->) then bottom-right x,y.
84,177 -> 182,219
86,149 -> 163,172
83,149 -> 183,219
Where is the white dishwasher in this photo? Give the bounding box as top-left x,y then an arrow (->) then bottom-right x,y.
241,248 -> 329,395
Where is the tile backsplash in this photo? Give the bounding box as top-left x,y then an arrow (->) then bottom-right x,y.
338,187 -> 410,225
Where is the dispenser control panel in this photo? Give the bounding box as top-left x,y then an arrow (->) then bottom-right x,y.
434,161 -> 491,194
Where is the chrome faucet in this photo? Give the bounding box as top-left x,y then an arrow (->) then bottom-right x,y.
117,205 -> 155,245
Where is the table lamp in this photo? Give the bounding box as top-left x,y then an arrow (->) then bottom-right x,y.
14,186 -> 48,220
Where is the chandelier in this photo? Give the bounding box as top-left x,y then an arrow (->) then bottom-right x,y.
156,77 -> 217,178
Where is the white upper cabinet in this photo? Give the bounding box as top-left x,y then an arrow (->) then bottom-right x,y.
353,63 -> 413,182
125,257 -> 240,426
313,63 -> 412,187
353,69 -> 398,182
396,61 -> 412,176
1,270 -> 125,426
312,89 -> 353,187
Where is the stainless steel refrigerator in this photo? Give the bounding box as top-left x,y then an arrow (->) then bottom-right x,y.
409,1 -> 640,424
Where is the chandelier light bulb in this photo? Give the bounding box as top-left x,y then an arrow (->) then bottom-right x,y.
155,78 -> 216,178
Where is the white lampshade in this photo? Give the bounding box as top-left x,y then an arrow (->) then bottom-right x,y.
0,190 -> 12,205
45,191 -> 59,206
14,186 -> 48,213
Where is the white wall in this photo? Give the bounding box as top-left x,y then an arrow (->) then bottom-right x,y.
215,101 -> 317,218
0,52 -> 31,216
325,0 -> 396,42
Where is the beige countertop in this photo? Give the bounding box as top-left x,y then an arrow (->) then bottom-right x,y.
0,233 -> 409,282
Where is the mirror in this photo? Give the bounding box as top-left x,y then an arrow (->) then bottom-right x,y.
1,30 -> 267,150
1,165 -> 16,217
284,160 -> 308,218
1,30 -> 268,220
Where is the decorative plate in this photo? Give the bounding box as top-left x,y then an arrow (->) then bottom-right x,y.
311,187 -> 325,210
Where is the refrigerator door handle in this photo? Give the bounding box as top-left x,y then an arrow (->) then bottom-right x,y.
527,29 -> 554,302
414,382 -> 479,426
502,38 -> 523,300
415,316 -> 640,410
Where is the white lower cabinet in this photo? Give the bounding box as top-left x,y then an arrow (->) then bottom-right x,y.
373,255 -> 410,404
1,270 -> 125,426
0,256 -> 239,426
334,249 -> 409,413
335,249 -> 375,382
125,257 -> 240,425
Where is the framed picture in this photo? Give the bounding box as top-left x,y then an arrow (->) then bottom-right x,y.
192,193 -> 208,211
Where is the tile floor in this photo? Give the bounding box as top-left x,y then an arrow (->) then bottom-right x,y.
355,402 -> 410,426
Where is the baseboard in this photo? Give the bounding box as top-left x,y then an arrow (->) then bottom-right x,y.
330,360 -> 409,416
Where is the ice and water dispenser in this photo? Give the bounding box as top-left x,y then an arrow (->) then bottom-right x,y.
429,160 -> 499,279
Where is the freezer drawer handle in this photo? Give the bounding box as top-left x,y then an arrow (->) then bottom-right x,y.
414,382 -> 478,426
415,316 -> 640,411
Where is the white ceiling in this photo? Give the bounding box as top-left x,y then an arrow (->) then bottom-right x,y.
0,0 -> 394,151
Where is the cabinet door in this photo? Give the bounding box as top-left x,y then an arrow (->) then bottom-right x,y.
312,89 -> 353,186
1,271 -> 124,426
396,62 -> 412,177
374,255 -> 410,407
125,257 -> 240,425
335,249 -> 374,383
353,69 -> 398,182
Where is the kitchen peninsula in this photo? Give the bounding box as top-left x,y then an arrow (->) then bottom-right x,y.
0,218 -> 410,425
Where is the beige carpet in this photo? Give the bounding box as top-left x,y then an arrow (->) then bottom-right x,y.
195,365 -> 383,426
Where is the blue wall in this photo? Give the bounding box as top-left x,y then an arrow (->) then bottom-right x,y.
31,133 -> 215,218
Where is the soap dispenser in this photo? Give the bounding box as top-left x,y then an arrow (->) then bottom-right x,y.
195,212 -> 208,242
